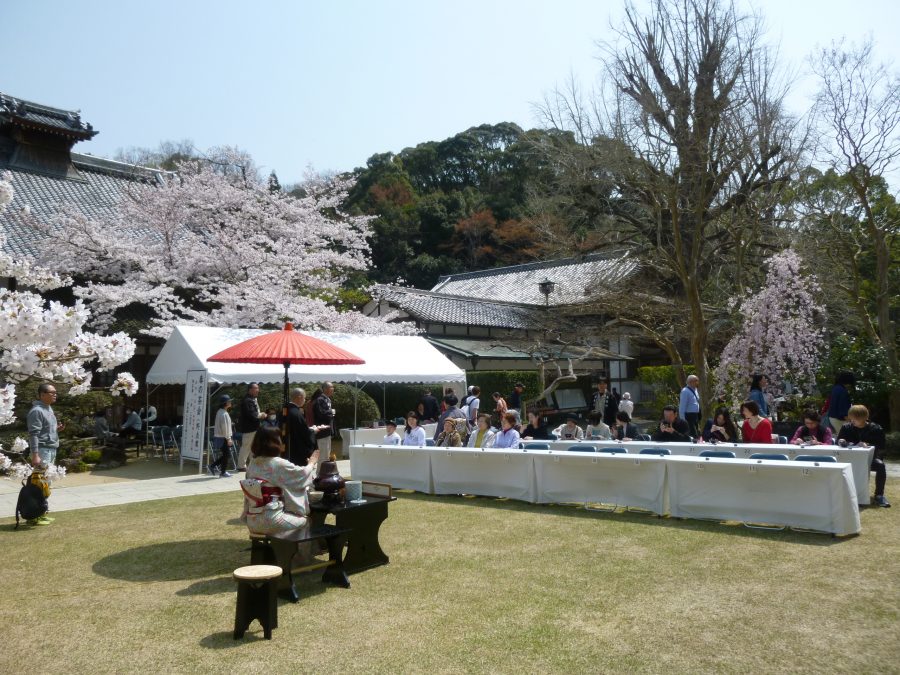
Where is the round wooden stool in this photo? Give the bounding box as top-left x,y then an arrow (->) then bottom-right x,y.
233,564 -> 282,640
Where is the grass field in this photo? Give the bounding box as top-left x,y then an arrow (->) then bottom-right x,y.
0,486 -> 897,674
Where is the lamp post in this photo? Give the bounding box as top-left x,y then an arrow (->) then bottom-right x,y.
538,278 -> 556,306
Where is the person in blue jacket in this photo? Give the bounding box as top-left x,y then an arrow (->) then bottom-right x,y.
748,374 -> 770,418
826,371 -> 855,435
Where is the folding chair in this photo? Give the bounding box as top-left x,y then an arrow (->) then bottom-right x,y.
598,447 -> 628,454
749,453 -> 789,461
636,434 -> 652,441
567,444 -> 596,453
698,450 -> 737,458
776,435 -> 789,444
794,454 -> 837,463
638,448 -> 671,456
522,442 -> 551,451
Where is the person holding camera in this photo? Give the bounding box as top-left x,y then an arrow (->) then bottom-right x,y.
651,405 -> 692,443
789,410 -> 833,446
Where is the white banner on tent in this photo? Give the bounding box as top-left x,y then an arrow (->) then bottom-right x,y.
181,369 -> 208,472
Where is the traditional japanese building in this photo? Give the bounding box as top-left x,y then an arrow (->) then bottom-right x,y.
365,252 -> 666,405
0,92 -> 165,387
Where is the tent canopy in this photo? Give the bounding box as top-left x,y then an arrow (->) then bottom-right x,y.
146,325 -> 467,386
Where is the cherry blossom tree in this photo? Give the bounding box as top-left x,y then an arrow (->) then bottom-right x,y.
0,172 -> 137,431
715,249 -> 826,408
32,152 -> 412,337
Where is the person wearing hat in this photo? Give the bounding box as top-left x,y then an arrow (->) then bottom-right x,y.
553,414 -> 584,441
210,395 -> 234,477
383,420 -> 402,446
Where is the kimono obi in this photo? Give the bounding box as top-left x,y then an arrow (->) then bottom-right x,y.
240,478 -> 285,514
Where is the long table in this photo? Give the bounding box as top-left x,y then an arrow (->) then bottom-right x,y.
547,440 -> 874,505
666,455 -> 860,536
349,444 -> 861,535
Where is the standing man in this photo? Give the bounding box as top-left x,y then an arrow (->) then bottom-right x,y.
285,387 -> 318,467
313,382 -> 336,467
507,382 -> 525,414
678,375 -> 702,438
592,380 -> 618,427
27,382 -> 61,526
236,382 -> 266,471
210,395 -> 233,478
420,389 -> 440,422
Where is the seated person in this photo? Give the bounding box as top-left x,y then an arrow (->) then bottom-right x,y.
436,418 -> 463,447
120,406 -> 143,439
651,405 -> 692,443
435,395 -> 467,441
402,413 -> 427,447
585,412 -> 612,440
790,410 -> 833,446
93,409 -> 112,442
383,420 -> 402,446
611,411 -> 639,441
520,410 -> 551,440
492,412 -> 521,449
466,414 -> 496,448
553,415 -> 584,441
838,405 -> 890,507
240,426 -> 320,540
739,400 -> 773,443
701,407 -> 739,443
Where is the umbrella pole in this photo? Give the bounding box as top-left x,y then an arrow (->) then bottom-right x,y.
353,382 -> 359,446
283,362 -> 290,458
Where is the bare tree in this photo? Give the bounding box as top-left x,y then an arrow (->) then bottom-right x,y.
810,38 -> 900,427
535,0 -> 800,412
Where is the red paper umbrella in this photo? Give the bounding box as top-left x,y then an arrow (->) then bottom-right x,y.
207,322 -> 364,366
208,323 -> 364,458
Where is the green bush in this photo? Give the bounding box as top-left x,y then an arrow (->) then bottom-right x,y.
637,365 -> 696,419
81,449 -> 102,464
885,432 -> 900,459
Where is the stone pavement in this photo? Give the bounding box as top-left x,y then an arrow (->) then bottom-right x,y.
0,459 -> 351,515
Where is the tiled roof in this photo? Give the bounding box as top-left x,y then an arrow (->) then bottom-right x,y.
431,251 -> 638,306
0,93 -> 97,140
375,285 -> 547,329
427,337 -> 631,361
1,152 -> 161,258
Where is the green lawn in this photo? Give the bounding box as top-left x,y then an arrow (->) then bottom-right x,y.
1,487 -> 897,674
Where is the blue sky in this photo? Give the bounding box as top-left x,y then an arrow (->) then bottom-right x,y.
2,0 -> 897,183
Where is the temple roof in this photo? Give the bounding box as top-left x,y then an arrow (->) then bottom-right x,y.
0,93 -> 98,141
375,285 -> 544,329
431,251 -> 638,305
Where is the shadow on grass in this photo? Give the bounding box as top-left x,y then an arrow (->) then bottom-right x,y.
93,538 -> 248,581
200,630 -> 263,648
395,491 -> 851,547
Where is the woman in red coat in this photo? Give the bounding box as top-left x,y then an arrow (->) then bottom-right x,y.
740,400 -> 773,444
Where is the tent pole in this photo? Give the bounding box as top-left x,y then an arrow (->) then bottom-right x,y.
382,383 -> 386,423
352,382 -> 360,446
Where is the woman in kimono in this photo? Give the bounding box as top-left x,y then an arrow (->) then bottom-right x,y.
240,426 -> 320,541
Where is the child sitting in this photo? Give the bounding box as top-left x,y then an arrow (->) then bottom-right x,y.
383,420 -> 402,445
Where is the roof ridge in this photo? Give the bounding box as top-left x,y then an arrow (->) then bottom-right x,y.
0,92 -> 80,119
71,152 -> 167,180
432,249 -> 630,288
377,284 -> 545,309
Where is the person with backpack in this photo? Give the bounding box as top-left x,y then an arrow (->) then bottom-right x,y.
25,382 -> 61,526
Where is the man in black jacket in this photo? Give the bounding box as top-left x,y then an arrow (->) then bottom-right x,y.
420,389 -> 440,422
313,382 -> 336,467
592,380 -> 620,427
838,404 -> 890,507
652,405 -> 692,443
236,382 -> 266,470
284,387 -> 318,467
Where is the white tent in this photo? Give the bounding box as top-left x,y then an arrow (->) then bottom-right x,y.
146,325 -> 467,385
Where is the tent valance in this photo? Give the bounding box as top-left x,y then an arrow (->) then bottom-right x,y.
146,325 -> 466,386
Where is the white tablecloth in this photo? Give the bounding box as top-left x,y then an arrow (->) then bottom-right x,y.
549,440 -> 874,505
532,451 -> 668,514
665,455 -> 860,535
430,448 -> 536,502
340,424 -> 437,454
349,444 -> 433,492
